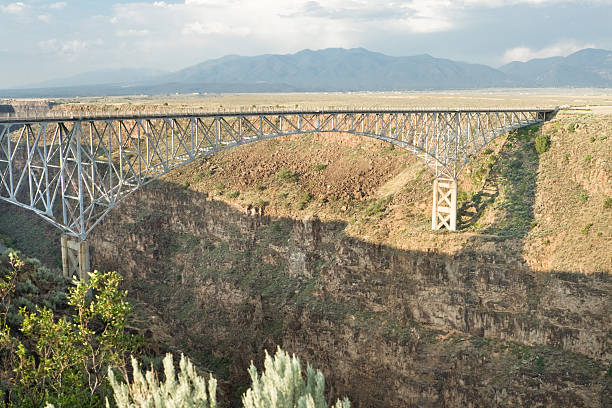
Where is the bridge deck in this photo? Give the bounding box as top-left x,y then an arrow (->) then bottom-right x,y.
0,107 -> 557,123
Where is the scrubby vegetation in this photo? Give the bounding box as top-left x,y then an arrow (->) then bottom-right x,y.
242,348 -> 350,408
107,353 -> 218,408
0,251 -> 140,407
106,348 -> 350,408
534,133 -> 550,154
278,169 -> 298,183
0,250 -> 349,408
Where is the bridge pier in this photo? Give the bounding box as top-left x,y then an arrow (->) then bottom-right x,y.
60,235 -> 90,282
432,178 -> 457,231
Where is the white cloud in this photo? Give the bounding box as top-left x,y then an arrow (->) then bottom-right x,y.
184,0 -> 233,5
501,41 -> 597,63
182,21 -> 250,36
0,2 -> 26,14
116,29 -> 150,37
49,2 -> 68,10
464,0 -> 609,5
38,38 -> 96,59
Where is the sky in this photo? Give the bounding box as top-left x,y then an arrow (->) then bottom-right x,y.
1,0 -> 611,88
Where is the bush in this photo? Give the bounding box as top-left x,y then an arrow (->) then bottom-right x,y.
107,353 -> 217,408
567,122 -> 576,132
296,193 -> 313,210
242,347 -> 350,408
603,197 -> 612,209
365,196 -> 393,217
193,172 -> 204,183
105,347 -> 349,408
578,192 -> 589,203
278,169 -> 298,183
584,155 -> 593,163
313,164 -> 327,171
534,134 -> 550,155
0,258 -> 141,408
228,191 -> 240,199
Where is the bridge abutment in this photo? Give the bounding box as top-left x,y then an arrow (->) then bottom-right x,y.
61,235 -> 90,281
432,178 -> 457,231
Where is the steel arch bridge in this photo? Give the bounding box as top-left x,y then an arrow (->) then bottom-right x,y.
0,108 -> 556,278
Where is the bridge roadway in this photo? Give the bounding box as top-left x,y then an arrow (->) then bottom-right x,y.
0,107 -> 557,279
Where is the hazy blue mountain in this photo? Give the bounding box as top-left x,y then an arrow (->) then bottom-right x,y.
499,48 -> 612,87
2,47 -> 611,97
162,48 -> 511,91
26,68 -> 169,88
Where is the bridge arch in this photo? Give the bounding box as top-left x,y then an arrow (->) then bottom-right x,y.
0,108 -> 555,278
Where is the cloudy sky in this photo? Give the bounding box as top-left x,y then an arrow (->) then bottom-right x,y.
1,0 -> 611,88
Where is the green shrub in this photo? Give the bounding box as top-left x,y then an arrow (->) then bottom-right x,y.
296,193 -> 313,210
584,155 -> 593,163
3,266 -> 140,408
193,172 -> 204,183
534,134 -> 550,155
228,191 -> 240,199
603,197 -> 612,209
567,122 -> 576,132
278,169 -> 298,183
256,185 -> 267,191
107,353 -> 217,408
578,192 -> 589,203
0,233 -> 14,247
313,164 -> 327,171
581,223 -> 593,235
215,183 -> 226,191
365,196 -> 393,217
16,279 -> 38,294
242,347 -> 350,408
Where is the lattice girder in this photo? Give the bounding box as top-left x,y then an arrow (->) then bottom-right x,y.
0,108 -> 556,239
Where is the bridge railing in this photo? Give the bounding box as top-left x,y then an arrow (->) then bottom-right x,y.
0,106 -> 556,122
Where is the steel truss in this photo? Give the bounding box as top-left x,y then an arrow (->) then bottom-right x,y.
0,108 -> 555,240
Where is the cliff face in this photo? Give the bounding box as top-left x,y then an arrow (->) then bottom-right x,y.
89,182 -> 610,407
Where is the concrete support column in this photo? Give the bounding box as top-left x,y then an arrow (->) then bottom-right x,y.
432,178 -> 457,231
60,235 -> 90,281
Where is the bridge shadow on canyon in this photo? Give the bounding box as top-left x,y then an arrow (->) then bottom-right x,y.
0,166 -> 609,407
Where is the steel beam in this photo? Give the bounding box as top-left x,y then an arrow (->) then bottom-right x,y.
0,108 -> 557,242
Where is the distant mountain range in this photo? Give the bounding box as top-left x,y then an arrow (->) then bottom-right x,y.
27,68 -> 169,89
499,48 -> 612,87
2,47 -> 611,97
